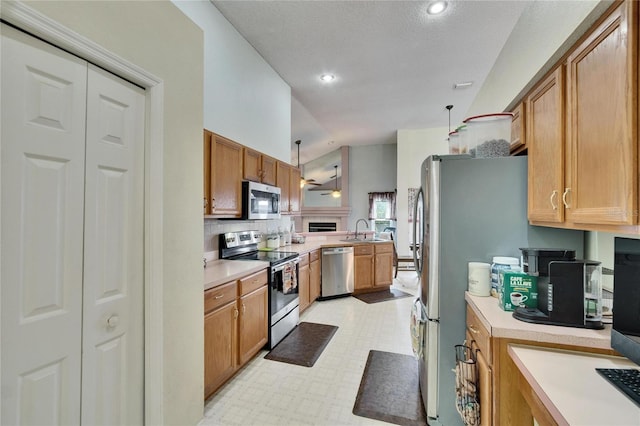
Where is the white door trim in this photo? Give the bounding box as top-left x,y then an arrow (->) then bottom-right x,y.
1,1 -> 165,424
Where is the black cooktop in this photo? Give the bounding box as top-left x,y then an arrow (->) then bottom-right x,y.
232,250 -> 298,264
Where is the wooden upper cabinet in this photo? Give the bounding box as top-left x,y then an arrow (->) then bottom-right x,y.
289,166 -> 301,213
565,0 -> 637,225
510,102 -> 525,154
243,148 -> 277,186
527,66 -> 565,223
276,161 -> 291,213
210,132 -> 243,217
261,155 -> 277,186
243,147 -> 262,182
203,130 -> 213,215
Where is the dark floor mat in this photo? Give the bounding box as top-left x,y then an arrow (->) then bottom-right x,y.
264,322 -> 338,367
353,350 -> 427,426
353,288 -> 413,304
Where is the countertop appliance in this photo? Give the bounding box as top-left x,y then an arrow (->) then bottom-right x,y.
241,181 -> 281,220
514,248 -> 604,329
320,246 -> 354,299
220,230 -> 299,348
412,155 -> 585,425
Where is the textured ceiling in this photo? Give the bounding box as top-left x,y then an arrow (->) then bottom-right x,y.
211,0 -> 531,172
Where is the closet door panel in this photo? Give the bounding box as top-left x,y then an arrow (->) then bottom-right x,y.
82,64 -> 145,425
1,25 -> 86,425
82,65 -> 145,424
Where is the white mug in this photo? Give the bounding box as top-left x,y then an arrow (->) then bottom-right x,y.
510,292 -> 528,306
468,262 -> 491,297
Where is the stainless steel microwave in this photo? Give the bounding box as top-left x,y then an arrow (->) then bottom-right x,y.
242,181 -> 281,220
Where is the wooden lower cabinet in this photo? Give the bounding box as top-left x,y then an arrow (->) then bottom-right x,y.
204,301 -> 237,399
204,269 -> 268,400
374,243 -> 393,288
355,242 -> 394,292
238,285 -> 268,365
466,303 -> 617,425
298,254 -> 311,312
298,251 -> 320,312
354,244 -> 374,291
309,250 -> 321,301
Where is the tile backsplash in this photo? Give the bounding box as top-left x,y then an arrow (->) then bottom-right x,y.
204,216 -> 293,258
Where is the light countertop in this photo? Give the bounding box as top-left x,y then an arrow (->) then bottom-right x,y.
465,292 -> 612,350
509,344 -> 640,425
204,235 -> 393,290
204,259 -> 268,291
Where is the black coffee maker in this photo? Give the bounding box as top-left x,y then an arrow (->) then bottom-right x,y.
513,248 -> 604,329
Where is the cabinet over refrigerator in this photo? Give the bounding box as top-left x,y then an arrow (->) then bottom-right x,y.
411,155 -> 585,425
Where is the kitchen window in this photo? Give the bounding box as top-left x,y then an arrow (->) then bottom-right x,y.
368,191 -> 397,233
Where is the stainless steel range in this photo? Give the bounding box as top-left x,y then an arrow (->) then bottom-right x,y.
220,230 -> 300,348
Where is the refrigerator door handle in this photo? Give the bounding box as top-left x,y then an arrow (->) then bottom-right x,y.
410,298 -> 426,359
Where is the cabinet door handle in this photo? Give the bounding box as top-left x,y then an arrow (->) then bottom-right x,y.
234,308 -> 238,319
203,197 -> 208,209
468,325 -> 479,334
242,303 -> 246,314
550,190 -> 558,210
211,197 -> 215,209
562,188 -> 571,208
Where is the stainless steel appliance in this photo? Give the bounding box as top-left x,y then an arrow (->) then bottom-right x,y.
320,247 -> 354,299
412,155 -> 585,425
513,249 -> 604,329
242,181 -> 281,220
220,230 -> 299,348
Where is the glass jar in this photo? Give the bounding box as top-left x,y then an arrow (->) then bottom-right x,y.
463,113 -> 513,158
448,131 -> 460,154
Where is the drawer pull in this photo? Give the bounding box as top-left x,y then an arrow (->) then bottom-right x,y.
214,294 -> 224,300
469,325 -> 479,334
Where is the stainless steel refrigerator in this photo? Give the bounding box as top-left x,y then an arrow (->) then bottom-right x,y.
412,155 -> 585,425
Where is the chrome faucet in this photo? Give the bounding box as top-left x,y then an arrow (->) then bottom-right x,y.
354,218 -> 369,240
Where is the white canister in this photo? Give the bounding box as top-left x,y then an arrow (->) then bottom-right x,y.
468,262 -> 491,297
490,256 -> 520,297
267,234 -> 280,249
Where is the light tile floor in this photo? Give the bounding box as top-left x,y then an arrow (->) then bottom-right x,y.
199,271 -> 420,426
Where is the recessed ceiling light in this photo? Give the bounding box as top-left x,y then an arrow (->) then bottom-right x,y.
320,74 -> 335,82
427,1 -> 447,15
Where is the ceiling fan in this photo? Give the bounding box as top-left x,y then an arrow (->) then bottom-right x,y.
296,140 -> 321,188
321,165 -> 341,198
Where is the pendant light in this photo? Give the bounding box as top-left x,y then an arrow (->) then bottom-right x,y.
331,165 -> 341,198
297,140 -> 320,188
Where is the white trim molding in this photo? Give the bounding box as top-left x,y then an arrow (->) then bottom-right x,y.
1,1 -> 165,424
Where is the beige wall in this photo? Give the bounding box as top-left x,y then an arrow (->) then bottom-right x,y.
14,1 -> 205,424
395,128 -> 449,257
468,0 -> 607,115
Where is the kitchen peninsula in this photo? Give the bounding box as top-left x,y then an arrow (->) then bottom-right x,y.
465,293 -> 634,425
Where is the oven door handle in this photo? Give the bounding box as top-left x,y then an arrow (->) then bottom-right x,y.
271,258 -> 299,273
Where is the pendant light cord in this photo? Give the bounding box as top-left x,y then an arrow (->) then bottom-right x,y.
446,105 -> 453,133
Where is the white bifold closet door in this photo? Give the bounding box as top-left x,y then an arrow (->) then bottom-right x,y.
1,24 -> 144,425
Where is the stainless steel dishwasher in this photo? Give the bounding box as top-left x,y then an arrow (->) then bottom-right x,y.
320,246 -> 354,299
